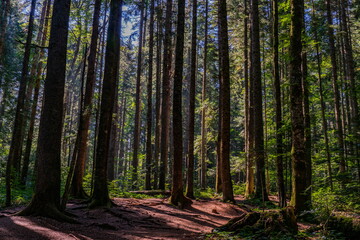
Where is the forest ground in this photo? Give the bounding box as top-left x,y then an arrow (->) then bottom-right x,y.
0,195 -> 308,240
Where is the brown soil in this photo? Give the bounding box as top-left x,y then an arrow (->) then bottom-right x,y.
0,196 -> 248,240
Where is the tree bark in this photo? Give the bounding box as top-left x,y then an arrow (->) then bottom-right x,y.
218,0 -> 234,203
145,0 -> 155,190
89,0 -> 122,208
250,0 -> 268,201
289,0 -> 310,214
20,0 -> 52,186
272,0 -> 286,207
16,0 -> 73,221
6,0 -> 37,206
326,0 -> 345,179
153,0 -> 162,190
170,0 -> 189,207
244,0 -> 254,198
132,0 -> 145,188
185,0 -> 197,198
159,0 -> 173,190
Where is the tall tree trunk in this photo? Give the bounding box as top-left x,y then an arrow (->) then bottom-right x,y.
340,0 -> 358,179
200,0 -> 208,192
153,0 -> 162,190
326,0 -> 345,180
272,0 -> 286,207
16,0 -> 73,221
170,0 -> 189,207
289,0 -> 310,214
159,0 -> 173,190
218,0 -> 234,203
69,0 -> 103,198
89,0 -> 122,208
20,0 -> 52,186
250,0 -> 268,201
145,0 -> 155,190
244,0 -> 254,198
301,6 -> 311,202
6,0 -> 37,206
185,0 -> 197,198
132,0 -> 145,188
312,0 -> 333,189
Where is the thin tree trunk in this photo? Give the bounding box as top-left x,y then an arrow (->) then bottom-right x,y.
185,0 -> 197,198
272,0 -> 286,207
312,0 -> 333,189
145,0 -> 155,190
159,0 -> 173,190
132,0 -> 145,188
244,0 -> 254,198
153,0 -> 162,190
250,0 -> 268,201
326,0 -> 345,180
21,0 -> 52,186
6,0 -> 37,206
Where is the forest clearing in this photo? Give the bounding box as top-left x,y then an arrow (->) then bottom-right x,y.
1,0 -> 360,239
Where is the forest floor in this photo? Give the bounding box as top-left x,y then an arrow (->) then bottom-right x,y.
0,195 -> 257,240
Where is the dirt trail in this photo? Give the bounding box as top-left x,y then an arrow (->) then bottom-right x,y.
0,197 -> 247,240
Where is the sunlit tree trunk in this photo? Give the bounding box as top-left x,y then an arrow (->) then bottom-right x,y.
6,0 -> 37,206
159,0 -> 173,190
145,0 -> 155,190
185,0 -> 197,198
16,0 -> 73,221
90,0 -> 122,208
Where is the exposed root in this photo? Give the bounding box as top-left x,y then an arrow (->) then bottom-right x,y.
16,202 -> 78,223
214,207 -> 298,238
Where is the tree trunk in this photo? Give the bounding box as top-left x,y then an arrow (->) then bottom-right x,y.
132,0 -> 145,188
289,0 -> 310,214
69,0 -> 102,198
244,0 -> 254,198
20,0 -> 52,186
340,0 -> 358,179
89,0 -> 122,208
250,0 -> 268,201
16,0 -> 73,221
6,0 -> 37,206
218,0 -> 234,203
185,0 -> 197,199
159,0 -> 173,190
145,0 -> 155,190
153,0 -> 162,190
170,0 -> 189,207
326,0 -> 345,180
312,0 -> 332,189
272,0 -> 286,207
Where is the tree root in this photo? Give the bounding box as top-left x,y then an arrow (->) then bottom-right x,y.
214,206 -> 298,238
16,202 -> 78,223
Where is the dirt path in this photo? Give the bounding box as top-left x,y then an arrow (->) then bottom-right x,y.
0,197 -> 247,240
